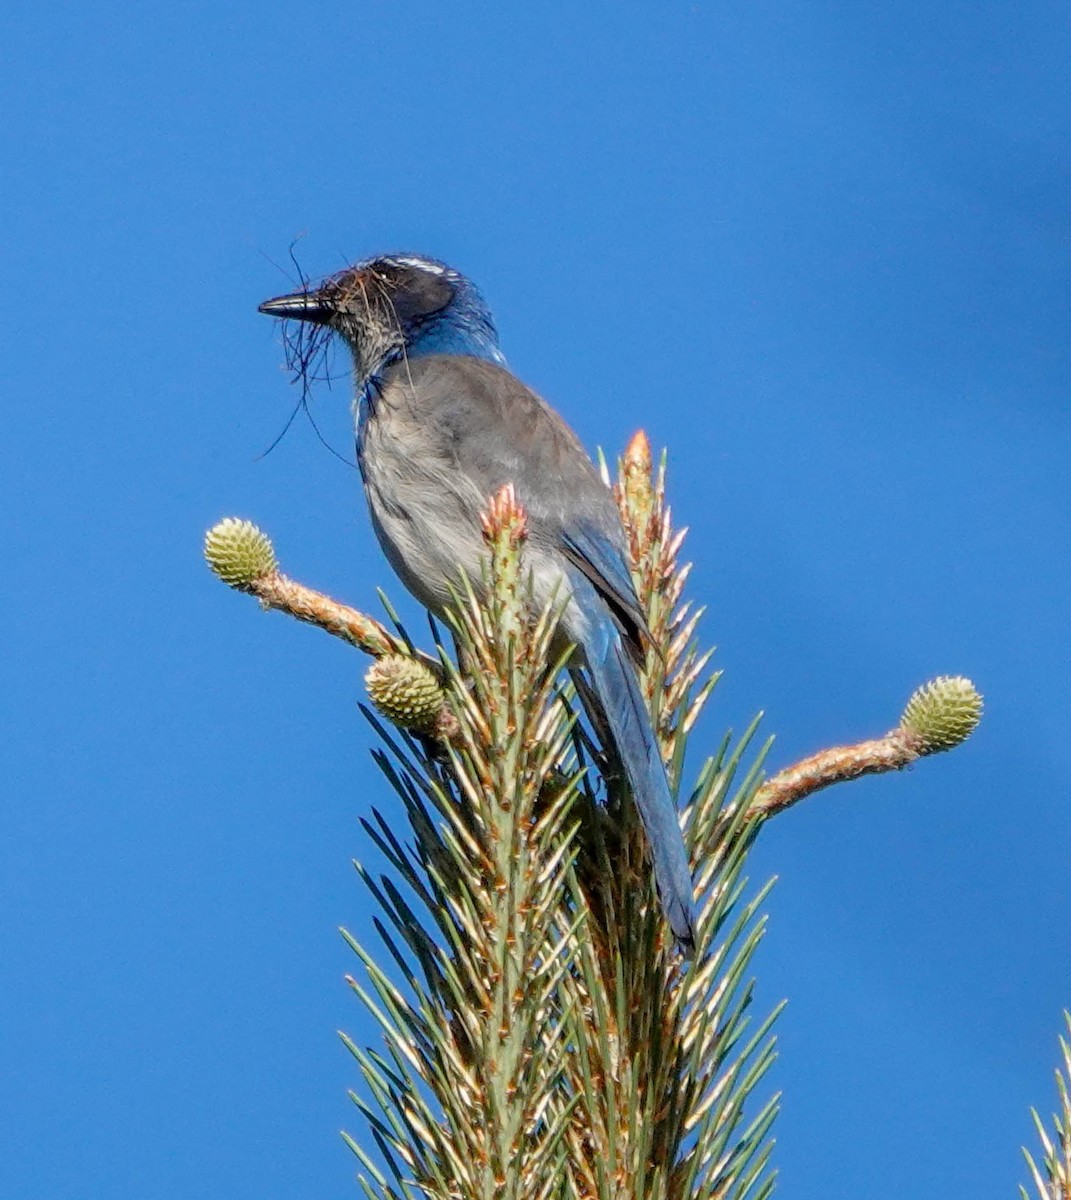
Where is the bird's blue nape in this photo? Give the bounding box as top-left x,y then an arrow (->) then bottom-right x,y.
404,316 -> 506,366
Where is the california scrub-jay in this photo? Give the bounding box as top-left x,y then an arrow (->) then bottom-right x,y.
259,254 -> 697,952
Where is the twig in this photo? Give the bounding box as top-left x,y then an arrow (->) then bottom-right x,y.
247,571 -> 408,659
750,674 -> 983,820
750,729 -> 922,820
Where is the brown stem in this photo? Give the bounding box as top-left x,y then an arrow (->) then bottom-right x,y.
238,572 -> 459,740
242,571 -> 404,656
246,571 -> 450,676
750,728 -> 924,820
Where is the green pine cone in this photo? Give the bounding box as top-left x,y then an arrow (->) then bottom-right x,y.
900,675 -> 983,753
204,518 -> 278,587
365,654 -> 445,733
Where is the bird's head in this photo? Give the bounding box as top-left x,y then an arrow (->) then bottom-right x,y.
258,253 -> 504,386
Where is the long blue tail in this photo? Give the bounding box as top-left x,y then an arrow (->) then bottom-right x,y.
582,613 -> 698,954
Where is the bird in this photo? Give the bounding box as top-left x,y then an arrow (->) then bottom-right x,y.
259,253 -> 698,953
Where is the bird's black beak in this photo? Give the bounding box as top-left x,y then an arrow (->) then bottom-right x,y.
257,290 -> 333,324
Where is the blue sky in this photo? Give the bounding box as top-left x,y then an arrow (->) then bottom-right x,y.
2,2 -> 1068,1196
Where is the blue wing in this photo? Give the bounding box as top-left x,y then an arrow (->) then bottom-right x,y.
561,520 -> 652,663
570,572 -> 697,953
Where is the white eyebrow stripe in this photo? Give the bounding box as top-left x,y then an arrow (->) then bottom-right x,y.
387,255 -> 447,275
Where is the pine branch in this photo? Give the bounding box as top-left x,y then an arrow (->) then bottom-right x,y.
542,433 -> 777,1200
750,673 -> 983,820
205,431 -> 983,1200
338,486 -> 584,1200
1021,1013 -> 1071,1200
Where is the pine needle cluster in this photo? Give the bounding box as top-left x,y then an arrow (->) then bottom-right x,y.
1022,1013 -> 1071,1200
342,444 -> 778,1200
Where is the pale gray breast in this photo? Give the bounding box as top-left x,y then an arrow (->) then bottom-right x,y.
355,355 -> 602,640
357,383 -> 489,615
